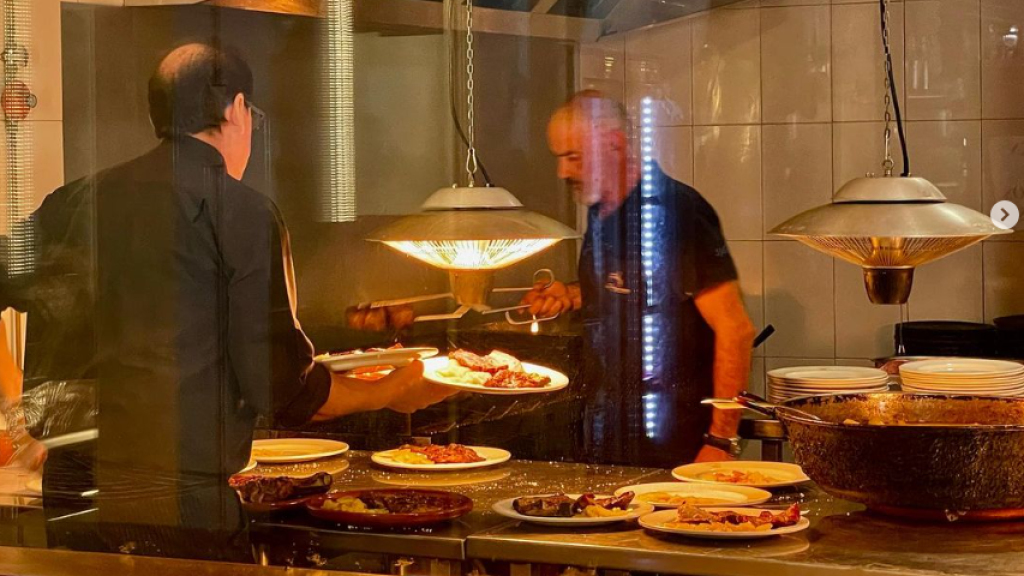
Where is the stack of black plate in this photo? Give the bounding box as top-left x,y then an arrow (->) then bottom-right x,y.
893,321 -> 997,357
994,316 -> 1024,360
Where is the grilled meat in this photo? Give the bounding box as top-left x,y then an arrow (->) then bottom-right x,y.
572,492 -> 635,514
229,472 -> 332,504
484,369 -> 551,389
396,443 -> 485,464
450,350 -> 510,374
675,503 -> 801,528
513,494 -> 577,517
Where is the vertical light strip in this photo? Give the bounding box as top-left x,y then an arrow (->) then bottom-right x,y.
640,97 -> 658,439
321,0 -> 356,222
3,0 -> 35,276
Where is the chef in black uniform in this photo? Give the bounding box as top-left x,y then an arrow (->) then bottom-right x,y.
524,91 -> 755,468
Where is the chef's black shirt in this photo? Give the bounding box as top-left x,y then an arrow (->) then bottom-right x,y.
2,136 -> 331,478
578,163 -> 737,468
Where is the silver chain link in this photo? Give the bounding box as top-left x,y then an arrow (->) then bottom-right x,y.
464,0 -> 479,185
881,0 -> 895,177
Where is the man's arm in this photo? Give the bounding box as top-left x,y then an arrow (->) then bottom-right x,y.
693,280 -> 755,459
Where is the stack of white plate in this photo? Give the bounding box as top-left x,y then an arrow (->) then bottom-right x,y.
767,366 -> 890,403
899,358 -> 1024,397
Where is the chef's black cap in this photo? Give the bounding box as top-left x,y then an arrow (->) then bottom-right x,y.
148,43 -> 254,139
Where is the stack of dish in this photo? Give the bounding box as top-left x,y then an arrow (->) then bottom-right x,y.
767,366 -> 890,403
899,358 -> 1024,397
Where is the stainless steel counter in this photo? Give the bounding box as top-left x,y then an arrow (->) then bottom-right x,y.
6,452 -> 1024,576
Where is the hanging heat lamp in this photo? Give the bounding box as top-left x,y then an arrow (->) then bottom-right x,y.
770,0 -> 1010,304
367,0 -> 578,308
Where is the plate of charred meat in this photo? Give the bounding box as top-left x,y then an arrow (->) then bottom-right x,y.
306,489 -> 473,527
492,492 -> 654,527
229,472 -> 334,513
371,443 -> 512,471
640,504 -> 807,539
422,349 -> 569,395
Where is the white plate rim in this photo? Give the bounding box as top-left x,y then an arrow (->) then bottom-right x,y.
671,462 -> 809,488
900,359 -> 1024,377
639,508 -> 810,539
422,357 -> 569,395
370,446 -> 512,471
613,482 -> 772,509
492,495 -> 655,526
316,347 -> 440,372
768,366 -> 887,380
250,439 -> 350,464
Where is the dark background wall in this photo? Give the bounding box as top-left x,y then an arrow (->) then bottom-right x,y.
61,3 -> 579,352
60,4 -> 583,454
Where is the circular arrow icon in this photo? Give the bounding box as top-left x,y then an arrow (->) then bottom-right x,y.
991,200 -> 1020,230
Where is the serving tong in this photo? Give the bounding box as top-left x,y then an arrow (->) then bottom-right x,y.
360,268 -> 563,327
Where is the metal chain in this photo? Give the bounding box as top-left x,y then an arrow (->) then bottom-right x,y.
880,0 -> 895,177
464,0 -> 478,186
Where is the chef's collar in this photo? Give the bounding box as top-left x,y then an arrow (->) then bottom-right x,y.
165,135 -> 227,169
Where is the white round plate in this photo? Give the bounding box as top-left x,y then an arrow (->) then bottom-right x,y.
422,357 -> 569,395
900,359 -> 1024,378
371,446 -> 511,471
372,467 -> 511,487
672,462 -> 809,488
769,366 -> 887,382
250,439 -> 350,463
315,347 -> 439,373
639,508 -> 810,540
901,375 -> 1024,387
492,495 -> 654,527
614,482 -> 772,509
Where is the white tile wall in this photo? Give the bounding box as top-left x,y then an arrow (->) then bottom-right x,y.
625,22 -> 692,127
762,123 -> 833,235
904,0 -> 981,121
981,0 -> 1024,119
984,242 -> 1024,321
694,125 -> 763,240
589,0 -> 1024,371
764,240 -> 836,358
906,120 -> 982,209
981,120 -> 1024,238
832,2 -> 906,122
652,126 -> 694,184
692,8 -> 761,125
761,5 -> 832,123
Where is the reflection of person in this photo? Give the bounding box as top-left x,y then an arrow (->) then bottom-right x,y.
525,91 -> 755,467
0,44 -> 451,480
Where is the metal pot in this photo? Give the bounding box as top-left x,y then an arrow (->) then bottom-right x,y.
737,392 -> 1024,519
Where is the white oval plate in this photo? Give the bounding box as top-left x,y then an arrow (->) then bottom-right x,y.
900,359 -> 1024,378
493,494 -> 654,527
639,508 -> 810,540
614,482 -> 772,509
250,439 -> 350,463
315,347 -> 439,373
672,462 -> 809,488
422,357 -> 569,395
371,446 -> 512,471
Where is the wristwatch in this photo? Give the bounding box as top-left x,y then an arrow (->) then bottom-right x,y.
703,433 -> 743,458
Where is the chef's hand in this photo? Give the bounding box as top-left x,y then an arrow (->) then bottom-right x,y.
377,361 -> 457,414
346,305 -> 415,332
521,281 -> 581,317
694,444 -> 735,463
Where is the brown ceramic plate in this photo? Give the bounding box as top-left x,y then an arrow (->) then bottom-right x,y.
306,489 -> 473,527
240,495 -> 313,513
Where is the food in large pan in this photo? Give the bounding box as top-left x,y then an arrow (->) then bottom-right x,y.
307,489 -> 473,527
737,392 -> 1024,519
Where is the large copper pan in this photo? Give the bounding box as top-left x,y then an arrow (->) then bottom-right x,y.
739,392 -> 1024,519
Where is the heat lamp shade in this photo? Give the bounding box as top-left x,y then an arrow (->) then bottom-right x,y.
367,189 -> 580,271
770,177 -> 1010,268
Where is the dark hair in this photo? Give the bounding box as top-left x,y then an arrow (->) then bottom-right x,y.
148,44 -> 254,139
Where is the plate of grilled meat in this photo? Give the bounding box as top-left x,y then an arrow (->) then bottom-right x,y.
640,504 -> 807,539
423,349 -> 569,395
371,444 -> 511,471
492,492 -> 653,526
